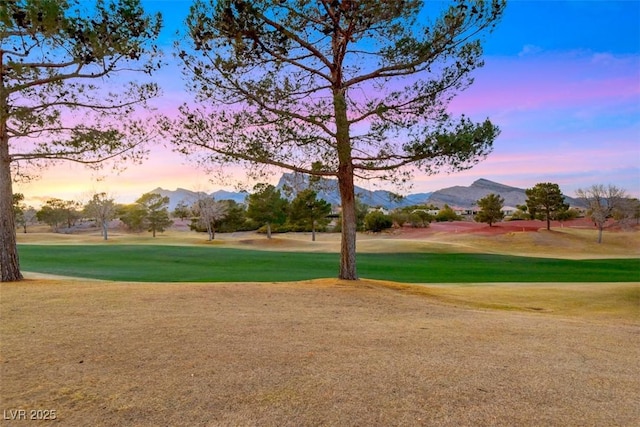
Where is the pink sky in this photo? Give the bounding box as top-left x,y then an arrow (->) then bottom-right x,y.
13,1 -> 640,206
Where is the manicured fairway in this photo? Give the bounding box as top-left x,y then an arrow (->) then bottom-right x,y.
17,244 -> 640,282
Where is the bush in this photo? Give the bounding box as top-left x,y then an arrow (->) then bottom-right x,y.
364,211 -> 393,232
435,205 -> 459,222
408,210 -> 432,227
391,212 -> 408,227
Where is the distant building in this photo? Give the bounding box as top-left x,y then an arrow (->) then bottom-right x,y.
501,206 -> 518,216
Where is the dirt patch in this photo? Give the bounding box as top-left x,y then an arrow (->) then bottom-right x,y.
1,279 -> 639,426
384,220 -> 640,259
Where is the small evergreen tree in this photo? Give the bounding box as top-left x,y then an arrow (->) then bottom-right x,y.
136,193 -> 173,237
216,200 -> 250,232
289,189 -> 331,241
246,184 -> 288,239
118,203 -> 147,232
525,183 -> 568,230
475,193 -> 504,226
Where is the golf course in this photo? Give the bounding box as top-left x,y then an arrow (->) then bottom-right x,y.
2,221 -> 639,426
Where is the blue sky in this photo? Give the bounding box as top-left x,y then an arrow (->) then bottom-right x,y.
486,1 -> 639,55
18,0 -> 640,205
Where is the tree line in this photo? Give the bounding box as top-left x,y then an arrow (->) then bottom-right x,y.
474,183 -> 639,244
15,181 -> 639,245
12,185 -> 334,241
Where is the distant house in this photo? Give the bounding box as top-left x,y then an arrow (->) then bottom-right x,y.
448,206 -> 470,216
501,206 -> 518,216
371,207 -> 390,215
468,206 -> 516,217
411,208 -> 440,216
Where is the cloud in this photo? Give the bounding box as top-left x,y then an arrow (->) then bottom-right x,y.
518,44 -> 543,57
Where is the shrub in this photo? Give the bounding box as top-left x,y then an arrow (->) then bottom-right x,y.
435,205 -> 459,222
391,212 -> 408,227
364,211 -> 393,232
409,210 -> 433,227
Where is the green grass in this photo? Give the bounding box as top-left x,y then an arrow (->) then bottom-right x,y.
17,244 -> 640,283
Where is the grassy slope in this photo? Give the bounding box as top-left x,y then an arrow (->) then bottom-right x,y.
17,243 -> 640,282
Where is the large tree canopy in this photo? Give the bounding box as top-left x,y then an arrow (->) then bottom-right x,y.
1,0 -> 162,281
170,0 -> 505,279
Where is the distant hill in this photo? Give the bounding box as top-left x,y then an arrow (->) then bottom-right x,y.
427,178 -> 584,209
148,187 -> 246,211
148,188 -> 209,210
149,174 -> 431,211
211,190 -> 248,204
150,176 -> 583,212
276,173 -> 431,209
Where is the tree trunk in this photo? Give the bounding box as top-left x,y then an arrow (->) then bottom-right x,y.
546,211 -> 551,231
0,130 -> 22,282
266,223 -> 271,239
102,221 -> 108,241
597,226 -> 603,244
338,168 -> 358,280
333,85 -> 357,280
311,220 -> 316,242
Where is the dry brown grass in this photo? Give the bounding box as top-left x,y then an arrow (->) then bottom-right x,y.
4,226 -> 639,425
1,278 -> 639,426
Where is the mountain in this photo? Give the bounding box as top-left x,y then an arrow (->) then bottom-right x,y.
148,188 -> 209,210
427,178 -> 584,209
427,179 -> 527,208
150,176 -> 583,212
275,173 -> 431,209
150,174 -> 431,211
211,190 -> 248,204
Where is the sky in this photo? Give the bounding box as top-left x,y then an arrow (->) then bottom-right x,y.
15,0 -> 640,206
